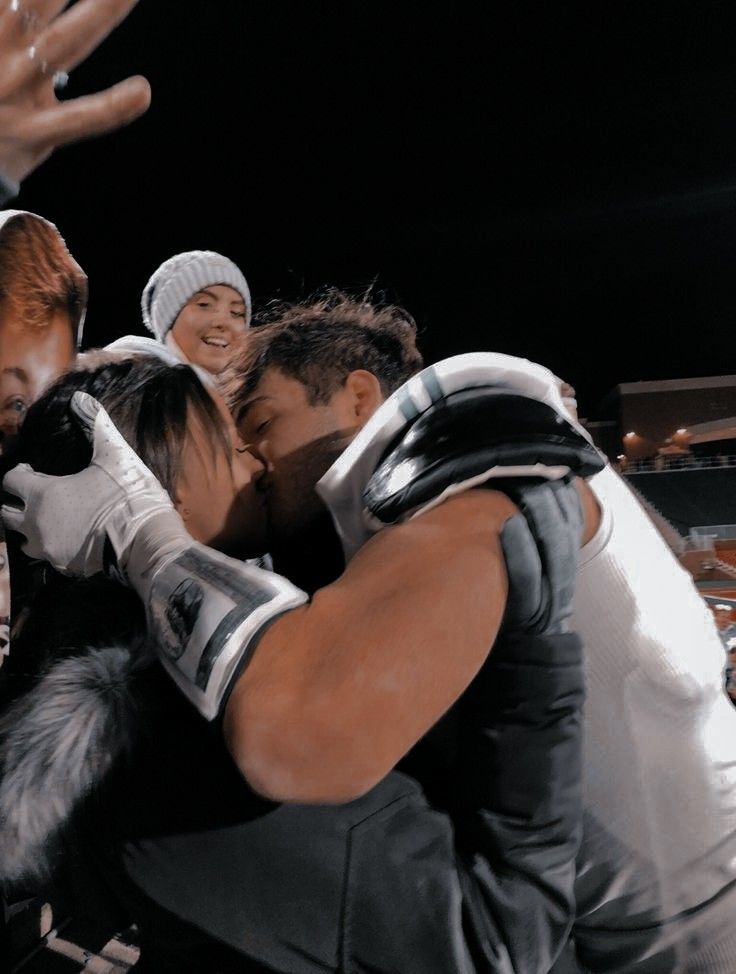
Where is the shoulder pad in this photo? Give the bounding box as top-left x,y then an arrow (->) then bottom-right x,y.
364,387 -> 604,524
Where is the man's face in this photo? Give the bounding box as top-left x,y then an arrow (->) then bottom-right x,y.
236,368 -> 361,550
175,390 -> 268,559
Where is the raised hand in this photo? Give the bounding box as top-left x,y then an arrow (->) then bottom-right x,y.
0,0 -> 150,191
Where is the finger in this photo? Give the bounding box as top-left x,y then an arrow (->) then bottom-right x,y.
69,389 -> 102,439
0,0 -> 65,42
33,0 -> 73,27
72,389 -> 156,491
0,45 -> 38,99
25,74 -> 150,147
38,0 -> 141,73
70,390 -> 134,470
0,503 -> 26,536
2,461 -> 44,515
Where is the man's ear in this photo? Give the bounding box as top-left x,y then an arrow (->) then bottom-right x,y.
343,370 -> 384,428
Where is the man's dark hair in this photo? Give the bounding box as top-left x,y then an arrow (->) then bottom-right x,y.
224,290 -> 424,419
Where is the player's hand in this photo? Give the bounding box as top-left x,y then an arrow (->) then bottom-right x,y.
2,391 -> 182,579
0,0 -> 150,188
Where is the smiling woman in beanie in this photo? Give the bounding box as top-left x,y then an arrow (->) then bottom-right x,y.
107,250 -> 252,377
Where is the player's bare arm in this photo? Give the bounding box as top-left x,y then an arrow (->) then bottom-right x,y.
223,489 -> 517,803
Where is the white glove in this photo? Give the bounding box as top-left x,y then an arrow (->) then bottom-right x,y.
2,392 -> 188,582
3,392 -> 308,722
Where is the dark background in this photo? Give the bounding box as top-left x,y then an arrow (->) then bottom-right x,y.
14,1 -> 736,417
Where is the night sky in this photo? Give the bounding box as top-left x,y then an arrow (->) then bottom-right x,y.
13,1 -> 736,418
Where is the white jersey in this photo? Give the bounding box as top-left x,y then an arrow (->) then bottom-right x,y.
570,464 -> 736,971
318,352 -> 736,972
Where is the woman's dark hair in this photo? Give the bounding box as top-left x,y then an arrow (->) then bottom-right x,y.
18,355 -> 230,495
3,354 -> 232,695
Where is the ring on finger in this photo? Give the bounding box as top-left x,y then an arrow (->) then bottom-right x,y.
52,70 -> 68,91
27,42 -> 50,78
27,44 -> 69,91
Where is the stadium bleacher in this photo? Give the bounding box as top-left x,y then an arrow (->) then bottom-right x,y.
625,468 -> 736,536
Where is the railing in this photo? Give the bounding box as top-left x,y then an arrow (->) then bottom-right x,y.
622,454 -> 736,474
700,557 -> 736,580
703,594 -> 736,608
691,525 -> 736,541
684,531 -> 716,552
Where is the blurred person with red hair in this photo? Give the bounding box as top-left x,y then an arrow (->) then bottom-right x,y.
0,209 -> 87,406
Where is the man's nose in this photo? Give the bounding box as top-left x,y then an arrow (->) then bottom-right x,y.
209,303 -> 233,328
246,451 -> 266,481
235,433 -> 269,475
234,449 -> 265,490
244,442 -> 271,473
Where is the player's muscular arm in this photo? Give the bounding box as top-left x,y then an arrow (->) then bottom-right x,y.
223,489 -> 517,804
4,391 -> 596,803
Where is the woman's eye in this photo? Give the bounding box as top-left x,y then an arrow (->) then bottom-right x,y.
255,419 -> 270,435
231,310 -> 246,319
7,399 -> 26,414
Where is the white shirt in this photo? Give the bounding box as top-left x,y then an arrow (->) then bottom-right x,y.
571,464 -> 736,968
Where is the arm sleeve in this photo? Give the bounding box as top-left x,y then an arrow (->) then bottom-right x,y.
337,630 -> 584,974
452,629 -> 584,973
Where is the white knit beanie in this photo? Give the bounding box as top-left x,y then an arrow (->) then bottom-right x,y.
141,250 -> 252,342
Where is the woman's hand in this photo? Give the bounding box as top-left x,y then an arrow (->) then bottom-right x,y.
0,0 -> 150,189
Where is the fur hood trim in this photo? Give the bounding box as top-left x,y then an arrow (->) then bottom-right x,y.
0,642 -> 144,885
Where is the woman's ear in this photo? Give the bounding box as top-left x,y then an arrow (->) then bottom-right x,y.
342,370 -> 384,429
173,486 -> 191,523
